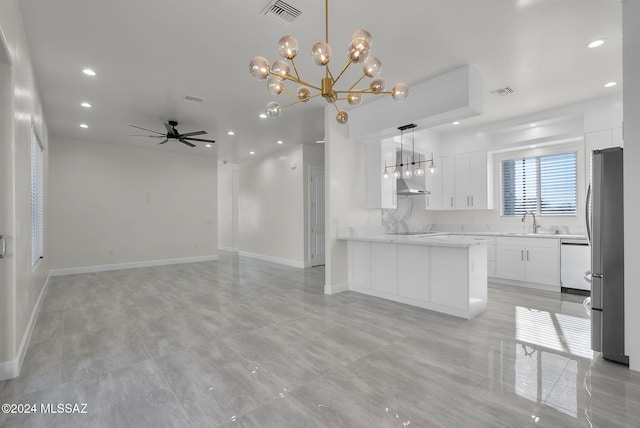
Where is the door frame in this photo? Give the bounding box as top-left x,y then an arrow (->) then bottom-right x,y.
308,165 -> 325,267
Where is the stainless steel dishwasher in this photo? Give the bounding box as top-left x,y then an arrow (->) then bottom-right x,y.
560,238 -> 590,295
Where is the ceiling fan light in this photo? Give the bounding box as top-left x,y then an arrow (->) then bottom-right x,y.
311,41 -> 332,66
249,56 -> 270,80
278,35 -> 299,60
392,83 -> 409,102
370,77 -> 386,92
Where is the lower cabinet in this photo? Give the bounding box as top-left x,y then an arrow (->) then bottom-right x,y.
495,237 -> 560,290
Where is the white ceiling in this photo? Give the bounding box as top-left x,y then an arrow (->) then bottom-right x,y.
18,0 -> 622,164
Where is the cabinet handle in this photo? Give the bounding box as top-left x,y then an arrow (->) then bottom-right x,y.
526,250 -> 529,261
467,196 -> 470,207
450,196 -> 453,207
521,250 -> 524,261
471,195 -> 474,207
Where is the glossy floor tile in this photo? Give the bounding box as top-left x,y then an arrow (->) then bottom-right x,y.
1,251 -> 639,427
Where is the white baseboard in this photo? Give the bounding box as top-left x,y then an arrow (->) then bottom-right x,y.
218,246 -> 239,253
324,282 -> 349,295
0,274 -> 50,381
238,251 -> 305,269
49,255 -> 219,277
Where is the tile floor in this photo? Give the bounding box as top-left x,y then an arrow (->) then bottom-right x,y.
1,251 -> 639,427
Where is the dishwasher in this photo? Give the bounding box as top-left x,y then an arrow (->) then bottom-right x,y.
560,238 -> 590,295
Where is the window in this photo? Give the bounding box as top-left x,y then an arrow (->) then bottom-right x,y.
31,127 -> 44,266
501,152 -> 577,216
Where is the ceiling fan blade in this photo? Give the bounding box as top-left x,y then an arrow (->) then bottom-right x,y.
183,137 -> 216,143
164,122 -> 177,137
180,130 -> 207,137
129,125 -> 164,135
158,139 -> 169,144
130,134 -> 165,138
179,139 -> 196,147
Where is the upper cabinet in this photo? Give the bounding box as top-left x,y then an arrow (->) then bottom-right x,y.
367,141 -> 397,209
443,151 -> 491,210
584,128 -> 623,189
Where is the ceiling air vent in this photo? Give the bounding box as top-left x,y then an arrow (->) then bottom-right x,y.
491,86 -> 514,96
183,95 -> 206,104
261,0 -> 302,24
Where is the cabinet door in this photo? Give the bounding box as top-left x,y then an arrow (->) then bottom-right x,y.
525,245 -> 559,287
441,155 -> 455,209
496,244 -> 526,281
469,151 -> 488,209
454,153 -> 471,209
367,141 -> 397,209
424,154 -> 442,210
371,243 -> 398,295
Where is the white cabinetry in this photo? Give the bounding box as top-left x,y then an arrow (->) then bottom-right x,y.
367,141 -> 397,209
495,237 -> 560,290
441,152 -> 490,210
584,128 -> 623,189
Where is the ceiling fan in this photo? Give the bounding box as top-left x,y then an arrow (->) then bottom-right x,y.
129,120 -> 215,147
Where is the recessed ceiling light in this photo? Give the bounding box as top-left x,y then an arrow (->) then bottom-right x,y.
315,139 -> 325,144
259,113 -> 267,119
531,145 -> 537,148
452,121 -> 460,125
277,140 -> 283,145
227,131 -> 235,136
249,151 -> 255,155
588,39 -> 605,49
80,102 -> 92,108
82,68 -> 96,76
530,123 -> 536,127
205,143 -> 212,148
79,123 -> 88,129
604,81 -> 617,88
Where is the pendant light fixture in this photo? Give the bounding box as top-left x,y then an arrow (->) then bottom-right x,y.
383,124 -> 438,179
249,0 -> 409,124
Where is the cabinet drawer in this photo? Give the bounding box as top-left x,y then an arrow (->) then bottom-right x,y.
497,236 -> 558,248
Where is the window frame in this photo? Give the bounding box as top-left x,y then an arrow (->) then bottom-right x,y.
499,147 -> 578,218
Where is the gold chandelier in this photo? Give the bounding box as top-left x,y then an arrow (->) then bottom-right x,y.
249,0 -> 409,125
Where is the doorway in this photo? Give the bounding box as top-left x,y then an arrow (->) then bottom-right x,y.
309,166 -> 325,266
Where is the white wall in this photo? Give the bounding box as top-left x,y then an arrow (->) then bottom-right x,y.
0,0 -> 50,380
623,0 -> 640,371
218,161 -> 238,252
324,108 -> 381,292
49,138 -> 217,273
238,145 -> 306,267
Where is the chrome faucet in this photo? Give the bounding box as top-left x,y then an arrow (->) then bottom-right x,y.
521,211 -> 540,234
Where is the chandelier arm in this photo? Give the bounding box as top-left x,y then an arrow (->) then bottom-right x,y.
278,96 -> 321,110
290,58 -> 302,81
347,74 -> 368,91
332,58 -> 354,85
329,99 -> 341,113
271,72 -> 323,92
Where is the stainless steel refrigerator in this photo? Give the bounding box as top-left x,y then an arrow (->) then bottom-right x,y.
587,147 -> 628,365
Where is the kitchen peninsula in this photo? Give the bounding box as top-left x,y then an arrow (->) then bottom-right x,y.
337,228 -> 488,319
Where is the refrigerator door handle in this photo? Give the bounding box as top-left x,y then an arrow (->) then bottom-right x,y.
585,184 -> 592,246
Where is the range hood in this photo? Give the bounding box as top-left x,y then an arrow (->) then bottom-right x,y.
397,177 -> 430,196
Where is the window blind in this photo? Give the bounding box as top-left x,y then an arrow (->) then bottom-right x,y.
31,129 -> 44,266
501,152 -> 576,216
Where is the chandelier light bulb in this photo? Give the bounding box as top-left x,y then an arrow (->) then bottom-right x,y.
336,110 -> 349,124
363,57 -> 382,77
271,60 -> 290,78
414,163 -> 425,177
297,86 -> 311,102
382,167 -> 389,179
392,167 -> 401,179
392,83 -> 409,102
348,38 -> 370,64
370,77 -> 386,92
352,29 -> 372,45
429,161 -> 438,174
347,93 -> 362,106
403,164 -> 413,178
278,36 -> 299,59
267,76 -> 285,95
311,42 -> 332,66
265,101 -> 281,119
249,56 -> 270,80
